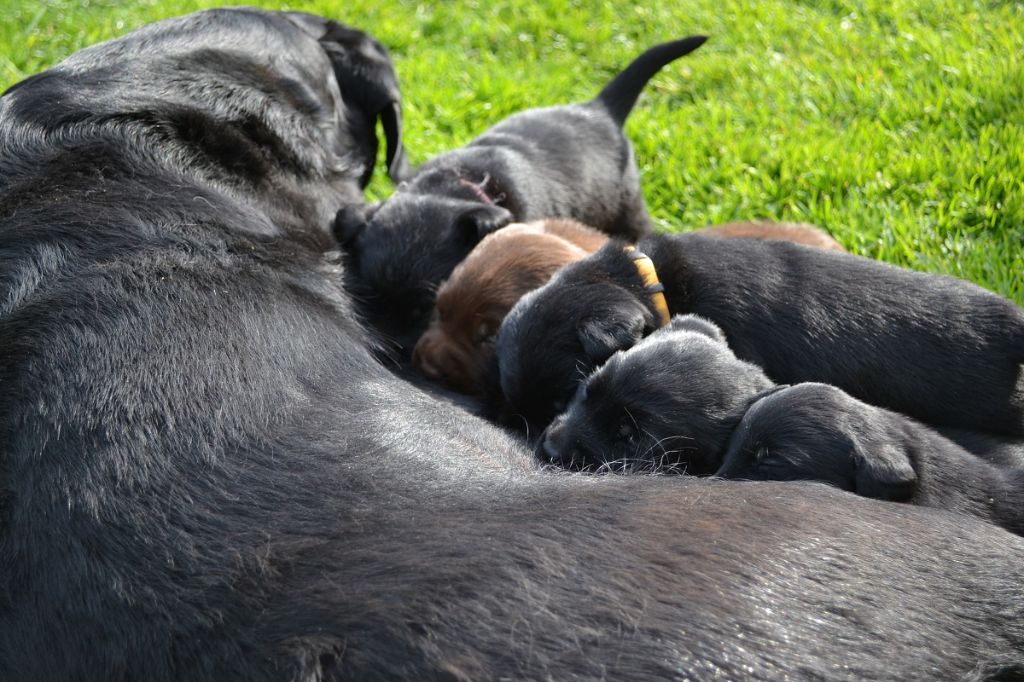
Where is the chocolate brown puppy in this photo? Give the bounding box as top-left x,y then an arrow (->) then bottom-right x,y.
498,233 -> 1024,434
335,36 -> 707,350
413,219 -> 608,394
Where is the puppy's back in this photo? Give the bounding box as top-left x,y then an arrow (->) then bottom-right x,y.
698,221 -> 845,252
541,218 -> 611,253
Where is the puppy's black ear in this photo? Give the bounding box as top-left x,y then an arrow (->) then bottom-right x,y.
454,204 -> 513,246
662,314 -> 727,344
578,299 -> 653,365
853,442 -> 916,502
334,203 -> 372,248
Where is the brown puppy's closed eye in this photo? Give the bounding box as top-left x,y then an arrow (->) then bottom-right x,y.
412,219 -> 608,395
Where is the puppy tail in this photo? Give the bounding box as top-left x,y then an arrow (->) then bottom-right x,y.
593,36 -> 708,126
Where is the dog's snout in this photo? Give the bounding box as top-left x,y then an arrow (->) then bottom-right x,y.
541,436 -> 564,464
540,418 -> 570,464
412,331 -> 450,381
411,338 -> 438,379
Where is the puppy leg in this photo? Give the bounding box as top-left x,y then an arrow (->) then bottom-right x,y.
718,383 -> 1024,535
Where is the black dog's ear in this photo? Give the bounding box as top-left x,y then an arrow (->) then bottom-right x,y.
578,299 -> 653,365
380,101 -> 412,183
661,314 -> 727,344
454,204 -> 514,246
333,203 -> 373,248
286,14 -> 410,185
852,442 -> 917,502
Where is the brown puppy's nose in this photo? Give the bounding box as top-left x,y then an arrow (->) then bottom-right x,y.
412,334 -> 443,380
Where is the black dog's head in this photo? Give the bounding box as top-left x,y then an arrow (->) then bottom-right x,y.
336,169 -> 513,351
536,315 -> 774,472
717,383 -> 918,500
496,241 -> 660,432
283,12 -> 410,184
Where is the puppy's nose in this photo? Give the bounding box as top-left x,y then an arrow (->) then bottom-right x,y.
541,436 -> 564,465
412,337 -> 442,380
539,418 -> 568,464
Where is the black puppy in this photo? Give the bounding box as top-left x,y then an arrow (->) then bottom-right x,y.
540,313 -> 1024,534
6,13 -> 1024,680
540,314 -> 773,473
337,36 -> 707,349
498,233 -> 1024,434
718,382 -> 1024,536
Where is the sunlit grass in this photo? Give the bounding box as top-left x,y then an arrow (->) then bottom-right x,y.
4,0 -> 1021,302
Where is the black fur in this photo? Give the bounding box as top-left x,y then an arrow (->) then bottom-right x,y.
4,13 -> 1024,680
718,382 -> 1024,536
539,314 -> 1024,535
338,37 -> 707,350
539,314 -> 775,473
498,233 -> 1024,434
0,8 -> 407,244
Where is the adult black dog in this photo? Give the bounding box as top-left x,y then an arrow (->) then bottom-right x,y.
539,314 -> 1024,536
3,12 -> 1024,680
498,233 -> 1024,434
336,36 -> 707,350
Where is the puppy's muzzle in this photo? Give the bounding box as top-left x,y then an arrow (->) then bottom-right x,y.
538,417 -> 573,465
412,329 -> 477,393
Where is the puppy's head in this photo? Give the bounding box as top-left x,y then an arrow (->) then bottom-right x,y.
412,223 -> 591,395
537,315 -> 774,473
717,383 -> 917,500
336,188 -> 513,351
496,241 -> 659,433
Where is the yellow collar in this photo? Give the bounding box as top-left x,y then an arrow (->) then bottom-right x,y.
624,245 -> 671,327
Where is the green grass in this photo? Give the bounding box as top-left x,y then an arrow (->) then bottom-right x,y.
3,0 -> 1022,303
